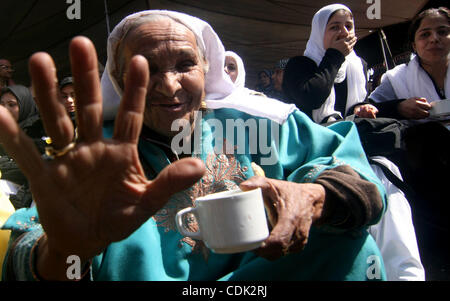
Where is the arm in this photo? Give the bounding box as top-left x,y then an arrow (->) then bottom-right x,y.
369,77 -> 405,119
283,49 -> 345,115
369,78 -> 431,119
242,111 -> 386,260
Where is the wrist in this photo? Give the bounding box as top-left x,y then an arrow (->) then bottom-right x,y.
306,183 -> 326,224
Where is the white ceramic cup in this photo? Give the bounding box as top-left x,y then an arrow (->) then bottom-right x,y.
175,188 -> 269,254
430,99 -> 450,117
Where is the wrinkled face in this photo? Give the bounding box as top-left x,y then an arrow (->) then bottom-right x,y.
60,84 -> 76,113
224,56 -> 238,83
272,68 -> 284,92
323,10 -> 354,50
413,14 -> 450,65
122,18 -> 206,138
0,59 -> 13,80
258,72 -> 270,87
0,92 -> 19,121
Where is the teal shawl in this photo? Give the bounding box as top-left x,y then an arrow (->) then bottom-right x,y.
2,108 -> 386,281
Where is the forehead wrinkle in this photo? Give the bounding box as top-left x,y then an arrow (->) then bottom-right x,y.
124,24 -> 200,68
126,19 -> 197,50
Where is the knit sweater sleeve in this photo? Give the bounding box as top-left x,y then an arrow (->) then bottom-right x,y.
314,165 -> 384,230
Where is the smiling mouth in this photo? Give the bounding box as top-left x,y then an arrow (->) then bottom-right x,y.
152,102 -> 188,112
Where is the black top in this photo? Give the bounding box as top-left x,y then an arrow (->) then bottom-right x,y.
283,48 -> 369,123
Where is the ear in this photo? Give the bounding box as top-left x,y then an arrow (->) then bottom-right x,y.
411,42 -> 417,53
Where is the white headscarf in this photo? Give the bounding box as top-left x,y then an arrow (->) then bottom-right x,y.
382,54 -> 450,101
225,50 -> 246,89
303,4 -> 367,123
101,10 -> 296,124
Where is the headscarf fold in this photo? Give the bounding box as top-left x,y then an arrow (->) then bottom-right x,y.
101,10 -> 296,124
381,54 -> 450,101
303,4 -> 367,123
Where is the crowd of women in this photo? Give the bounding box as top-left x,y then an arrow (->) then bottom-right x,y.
0,3 -> 449,281
225,4 -> 450,280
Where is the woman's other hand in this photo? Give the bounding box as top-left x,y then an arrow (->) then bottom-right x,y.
240,176 -> 326,260
398,97 -> 431,119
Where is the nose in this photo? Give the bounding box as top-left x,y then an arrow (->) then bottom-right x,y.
429,30 -> 440,42
339,25 -> 349,37
153,71 -> 181,97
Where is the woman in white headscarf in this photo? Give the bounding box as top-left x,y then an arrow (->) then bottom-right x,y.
283,4 -> 425,280
224,50 -> 245,88
283,4 -> 378,124
369,7 -> 450,120
224,50 -> 269,101
0,10 -> 389,281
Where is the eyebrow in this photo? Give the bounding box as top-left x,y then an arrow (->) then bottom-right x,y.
175,47 -> 198,57
145,47 -> 198,62
327,21 -> 353,26
418,25 -> 450,32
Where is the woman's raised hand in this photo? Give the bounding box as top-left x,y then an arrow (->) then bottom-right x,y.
0,37 -> 205,279
329,32 -> 357,57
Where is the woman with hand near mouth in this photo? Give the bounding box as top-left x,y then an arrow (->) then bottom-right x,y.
283,4 -> 379,124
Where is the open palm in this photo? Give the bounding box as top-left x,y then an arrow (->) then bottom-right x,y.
0,37 -> 205,266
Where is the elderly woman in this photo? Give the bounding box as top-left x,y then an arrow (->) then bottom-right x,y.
283,4 -> 378,124
369,7 -> 449,120
0,11 -> 386,281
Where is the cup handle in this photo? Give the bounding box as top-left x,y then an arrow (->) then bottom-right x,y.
175,207 -> 202,240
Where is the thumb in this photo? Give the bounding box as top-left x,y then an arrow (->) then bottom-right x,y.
240,176 -> 268,192
142,158 -> 205,209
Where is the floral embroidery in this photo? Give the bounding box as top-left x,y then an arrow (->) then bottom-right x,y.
304,156 -> 347,182
152,151 -> 248,259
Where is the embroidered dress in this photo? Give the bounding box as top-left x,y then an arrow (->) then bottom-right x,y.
2,108 -> 387,281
